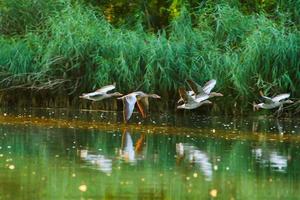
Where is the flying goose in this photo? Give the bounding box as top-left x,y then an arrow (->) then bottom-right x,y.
79,83 -> 123,101
177,87 -> 212,109
253,91 -> 293,111
118,91 -> 161,122
178,79 -> 223,103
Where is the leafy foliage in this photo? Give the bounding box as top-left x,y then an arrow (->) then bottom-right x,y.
0,0 -> 299,113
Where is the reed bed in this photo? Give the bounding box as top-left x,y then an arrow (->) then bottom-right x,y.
0,0 -> 299,113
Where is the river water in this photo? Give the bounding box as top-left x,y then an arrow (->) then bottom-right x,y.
0,109 -> 299,199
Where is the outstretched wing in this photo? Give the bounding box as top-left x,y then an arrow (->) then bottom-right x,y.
136,97 -> 149,118
202,79 -> 217,94
96,83 -> 116,93
186,80 -> 205,95
80,92 -> 103,99
122,95 -> 137,122
259,91 -> 274,104
178,87 -> 195,103
272,93 -> 290,102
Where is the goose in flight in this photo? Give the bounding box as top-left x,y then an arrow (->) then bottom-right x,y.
253,91 -> 293,111
177,87 -> 212,109
79,83 -> 123,101
118,91 -> 160,123
178,79 -> 223,103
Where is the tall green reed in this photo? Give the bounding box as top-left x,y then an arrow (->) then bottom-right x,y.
0,0 -> 299,113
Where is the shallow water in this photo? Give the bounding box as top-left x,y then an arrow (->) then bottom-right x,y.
0,109 -> 300,199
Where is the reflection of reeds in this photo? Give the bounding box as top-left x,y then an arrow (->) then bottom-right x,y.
0,1 -> 299,113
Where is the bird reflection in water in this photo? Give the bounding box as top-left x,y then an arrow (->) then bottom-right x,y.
252,148 -> 288,172
252,118 -> 285,135
78,149 -> 112,174
176,143 -> 213,181
251,118 -> 288,173
276,119 -> 284,135
119,129 -> 146,164
176,143 -> 185,164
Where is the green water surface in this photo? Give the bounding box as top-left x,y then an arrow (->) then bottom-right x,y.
0,110 -> 299,200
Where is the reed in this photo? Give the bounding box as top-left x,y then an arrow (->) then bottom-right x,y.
0,0 -> 299,113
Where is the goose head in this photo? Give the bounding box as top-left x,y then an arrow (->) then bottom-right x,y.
253,102 -> 263,111
283,99 -> 293,104
111,92 -> 123,97
148,94 -> 161,99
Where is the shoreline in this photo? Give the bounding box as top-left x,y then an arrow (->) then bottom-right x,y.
0,111 -> 299,142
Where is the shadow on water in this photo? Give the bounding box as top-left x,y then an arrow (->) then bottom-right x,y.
0,109 -> 300,199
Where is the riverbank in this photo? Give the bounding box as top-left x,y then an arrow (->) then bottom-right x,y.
0,108 -> 298,140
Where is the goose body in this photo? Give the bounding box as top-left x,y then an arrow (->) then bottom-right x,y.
79,83 -> 122,101
118,91 -> 160,122
177,87 -> 212,110
256,102 -> 282,110
178,79 -> 223,103
254,92 -> 293,110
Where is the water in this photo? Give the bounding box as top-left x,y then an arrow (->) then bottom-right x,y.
0,109 -> 300,199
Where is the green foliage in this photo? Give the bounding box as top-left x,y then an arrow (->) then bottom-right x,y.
0,0 -> 299,113
0,37 -> 35,74
0,0 -> 66,35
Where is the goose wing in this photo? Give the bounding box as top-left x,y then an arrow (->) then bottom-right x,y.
79,92 -> 103,101
272,93 -> 290,102
202,79 -> 217,94
96,83 -> 116,94
136,97 -> 149,118
179,87 -> 195,103
259,91 -> 274,104
186,80 -> 205,95
194,94 -> 209,103
122,95 -> 137,122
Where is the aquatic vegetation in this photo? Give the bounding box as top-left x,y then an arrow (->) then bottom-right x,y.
0,0 -> 299,113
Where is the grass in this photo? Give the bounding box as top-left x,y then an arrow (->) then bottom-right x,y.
0,0 -> 299,113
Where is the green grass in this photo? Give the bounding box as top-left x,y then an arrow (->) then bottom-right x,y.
0,0 -> 299,113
